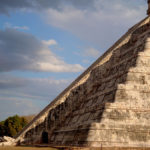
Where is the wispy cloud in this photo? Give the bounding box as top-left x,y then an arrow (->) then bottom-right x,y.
0,74 -> 71,101
83,48 -> 100,58
13,26 -> 29,30
4,22 -> 29,30
42,39 -> 57,46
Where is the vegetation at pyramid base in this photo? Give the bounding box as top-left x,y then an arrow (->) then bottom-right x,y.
0,115 -> 28,137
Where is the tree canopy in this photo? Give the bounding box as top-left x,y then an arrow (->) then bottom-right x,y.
0,115 -> 28,137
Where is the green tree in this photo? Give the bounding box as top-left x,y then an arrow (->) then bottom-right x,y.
0,115 -> 28,137
0,121 -> 6,136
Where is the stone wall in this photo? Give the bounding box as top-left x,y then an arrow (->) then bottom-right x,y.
16,17 -> 150,149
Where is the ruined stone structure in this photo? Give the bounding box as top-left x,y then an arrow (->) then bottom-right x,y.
14,2 -> 150,150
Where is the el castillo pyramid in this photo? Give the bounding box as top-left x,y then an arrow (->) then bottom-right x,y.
12,1 -> 150,149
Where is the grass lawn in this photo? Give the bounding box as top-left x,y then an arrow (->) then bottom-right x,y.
0,147 -> 58,150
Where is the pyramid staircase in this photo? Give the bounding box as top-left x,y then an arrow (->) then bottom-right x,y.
15,14 -> 150,150
46,18 -> 150,148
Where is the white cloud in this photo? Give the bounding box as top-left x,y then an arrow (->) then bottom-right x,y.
37,62 -> 84,72
13,26 -> 29,30
4,22 -> 29,30
0,28 -> 84,73
42,39 -> 57,46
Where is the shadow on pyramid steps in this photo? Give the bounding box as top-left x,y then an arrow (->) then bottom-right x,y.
15,17 -> 150,149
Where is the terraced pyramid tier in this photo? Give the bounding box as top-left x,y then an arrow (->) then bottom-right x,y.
15,17 -> 150,149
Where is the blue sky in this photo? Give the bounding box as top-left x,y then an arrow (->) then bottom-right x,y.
0,0 -> 147,120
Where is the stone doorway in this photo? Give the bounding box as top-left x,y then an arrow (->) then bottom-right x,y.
42,131 -> 48,144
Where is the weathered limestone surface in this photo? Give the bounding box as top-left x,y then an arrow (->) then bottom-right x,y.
14,17 -> 150,149
0,136 -> 16,146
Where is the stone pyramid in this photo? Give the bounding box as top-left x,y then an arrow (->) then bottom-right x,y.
15,3 -> 150,150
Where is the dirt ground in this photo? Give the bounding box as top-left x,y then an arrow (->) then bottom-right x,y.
0,146 -> 57,150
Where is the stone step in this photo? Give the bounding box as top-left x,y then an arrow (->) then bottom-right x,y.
59,107 -> 150,134
106,99 -> 150,109
57,121 -> 150,132
117,83 -> 150,92
115,88 -> 150,101
53,123 -> 150,144
136,55 -> 150,67
90,122 -> 150,131
128,66 -> 150,73
101,107 -> 150,122
138,51 -> 150,57
126,72 -> 150,84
